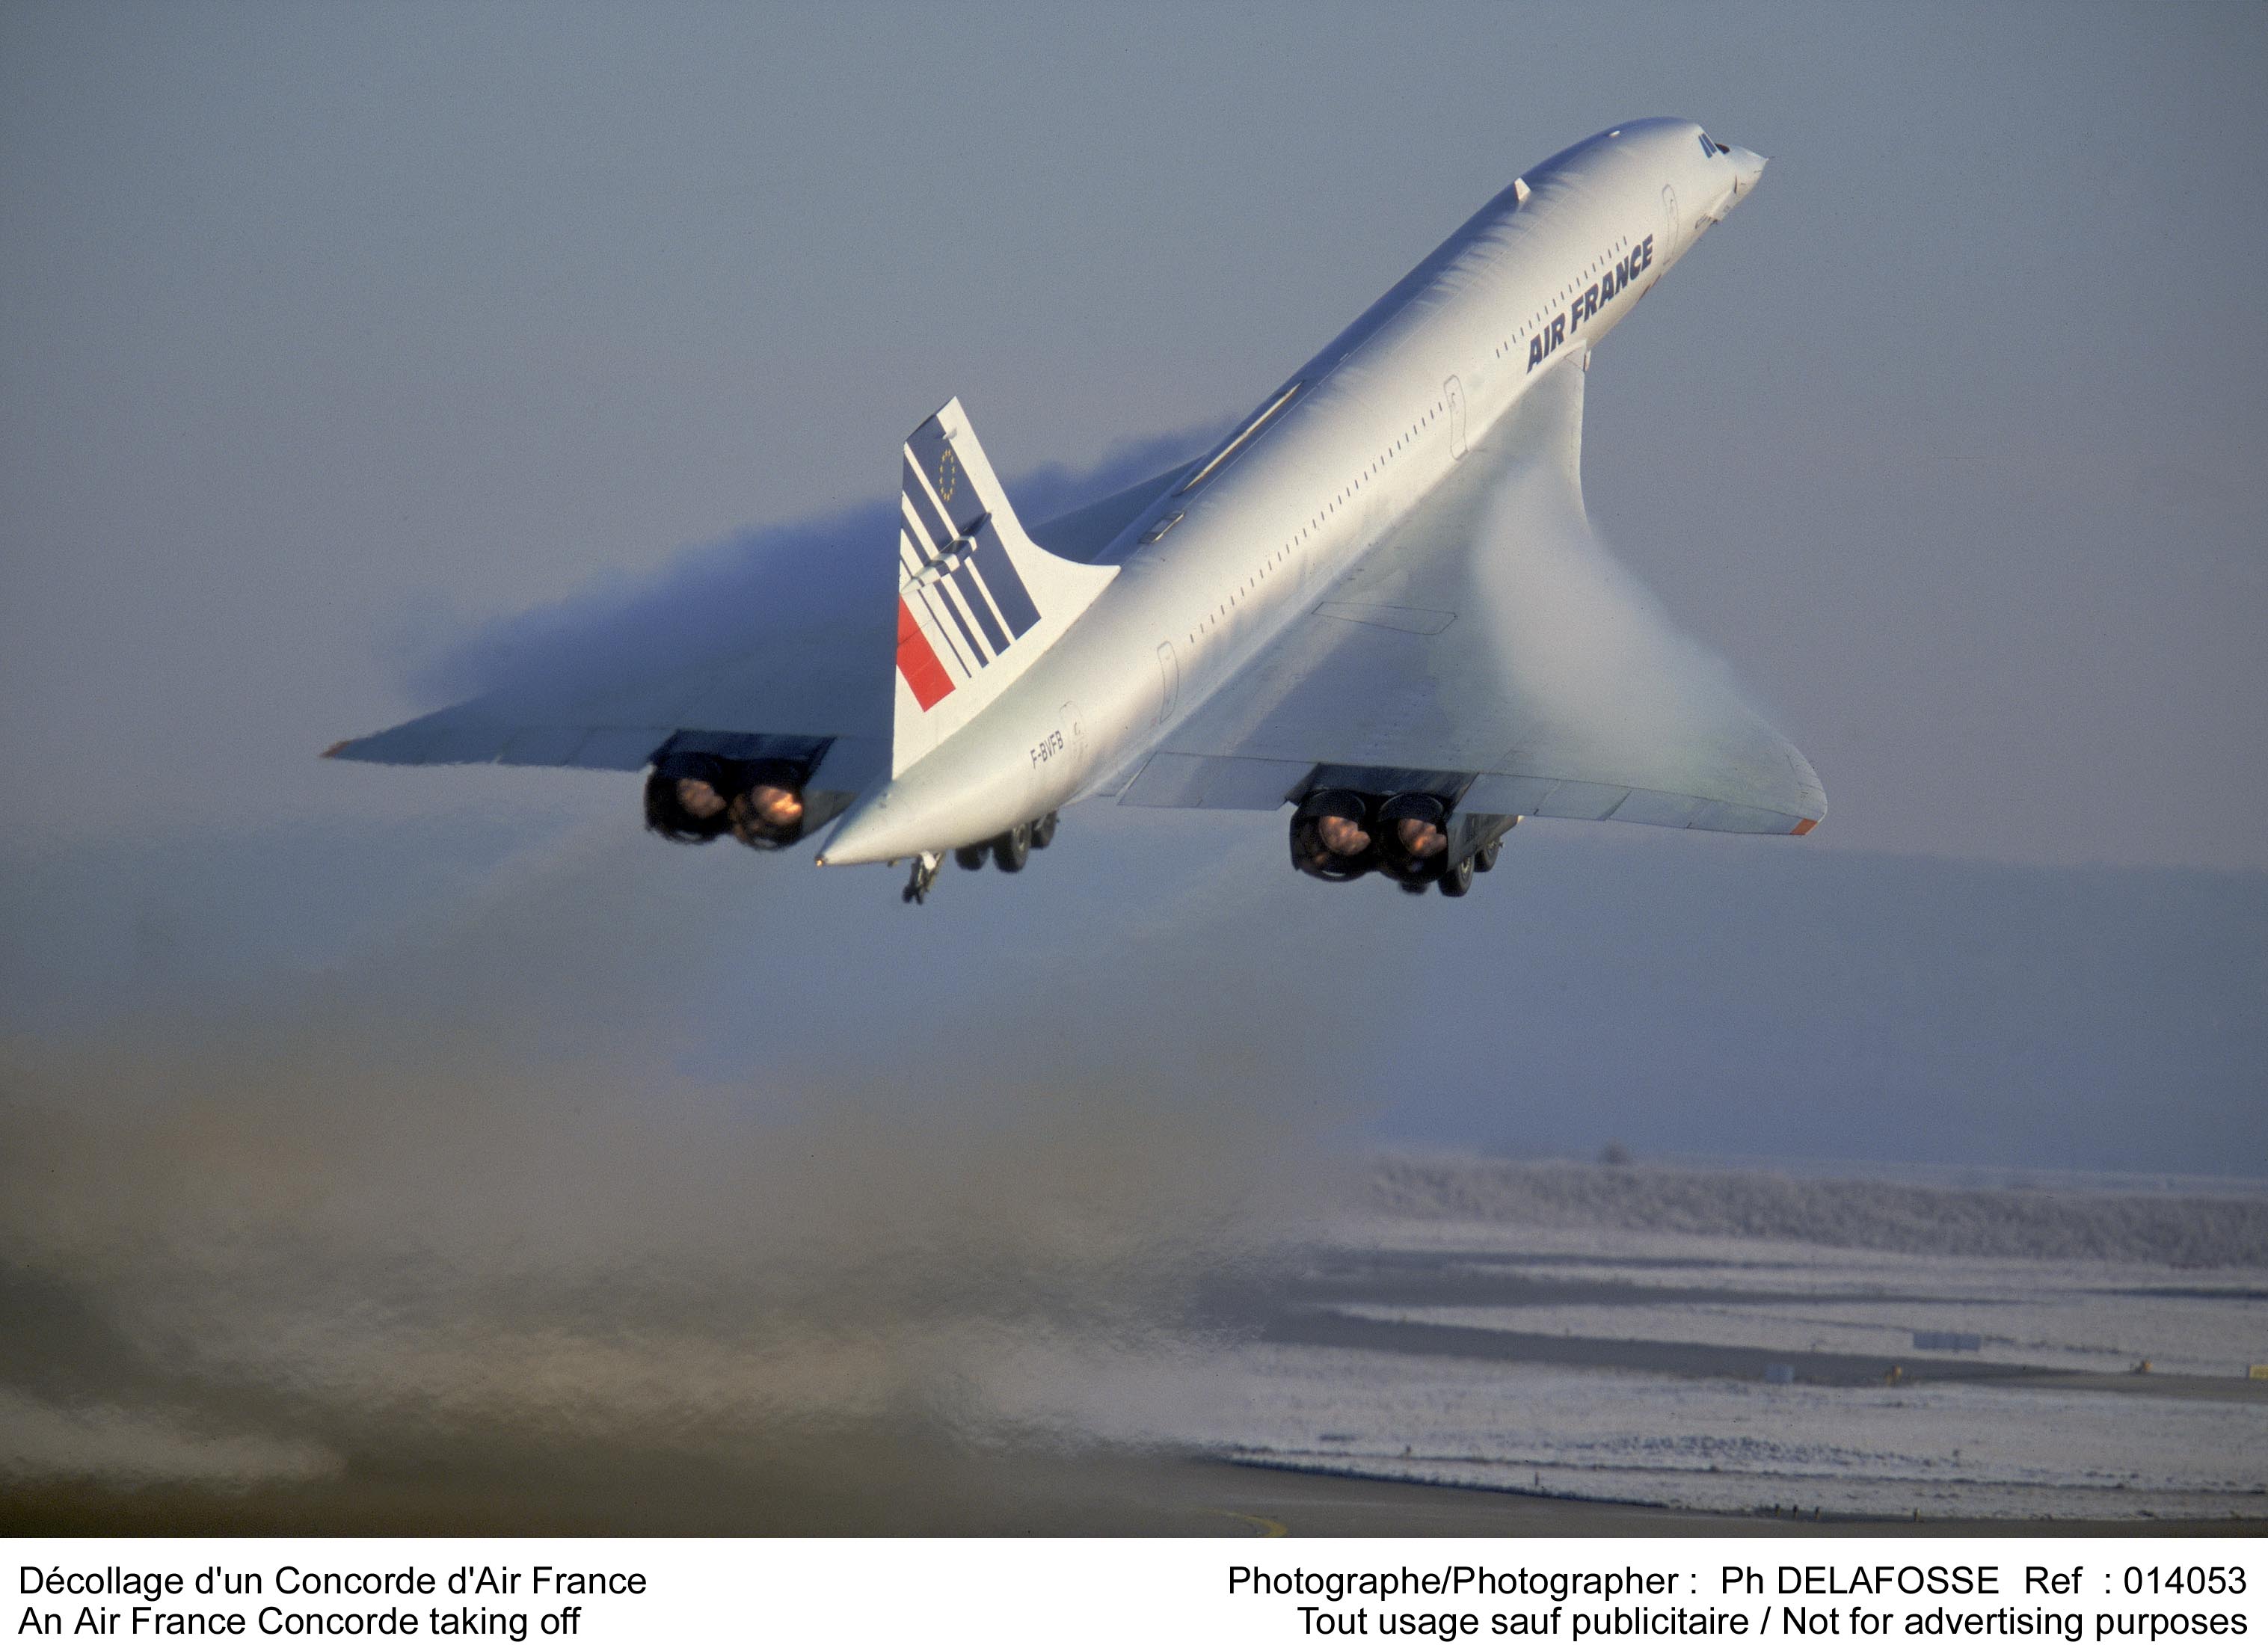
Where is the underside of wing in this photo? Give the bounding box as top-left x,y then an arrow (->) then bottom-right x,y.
324,607 -> 895,806
322,455 -> 1199,810
1119,355 -> 1826,835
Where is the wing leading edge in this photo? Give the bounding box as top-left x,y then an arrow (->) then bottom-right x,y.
1117,354 -> 1826,835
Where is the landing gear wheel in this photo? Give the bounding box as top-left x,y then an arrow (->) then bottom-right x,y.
1439,855 -> 1475,897
995,821 -> 1032,873
954,844 -> 988,871
1031,811 -> 1058,849
1474,837 -> 1502,873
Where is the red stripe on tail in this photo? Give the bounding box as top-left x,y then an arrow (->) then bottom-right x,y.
895,597 -> 955,710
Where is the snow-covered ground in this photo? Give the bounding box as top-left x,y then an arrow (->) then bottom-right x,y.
1179,1160 -> 2268,1522
7,1139 -> 2261,1528
1328,1245 -> 2264,1378
1202,1347 -> 2261,1520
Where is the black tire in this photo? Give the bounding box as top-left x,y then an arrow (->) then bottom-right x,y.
954,844 -> 988,871
995,822 -> 1031,873
1439,855 -> 1475,897
1031,811 -> 1058,849
1474,837 -> 1502,873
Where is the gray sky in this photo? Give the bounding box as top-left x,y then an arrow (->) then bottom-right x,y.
3,3 -> 2263,1174
7,0 -> 2266,869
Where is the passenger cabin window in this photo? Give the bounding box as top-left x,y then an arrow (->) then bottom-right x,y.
1176,381 -> 1306,496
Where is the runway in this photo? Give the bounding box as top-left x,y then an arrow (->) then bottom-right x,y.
7,1451 -> 2255,1540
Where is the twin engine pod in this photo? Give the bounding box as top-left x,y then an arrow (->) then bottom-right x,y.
645,753 -> 811,851
1289,788 -> 1517,897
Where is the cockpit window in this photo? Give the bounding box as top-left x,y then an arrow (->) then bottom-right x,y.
1698,131 -> 1730,157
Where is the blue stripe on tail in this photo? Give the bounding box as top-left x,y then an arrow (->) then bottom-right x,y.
951,565 -> 1010,654
971,523 -> 1040,639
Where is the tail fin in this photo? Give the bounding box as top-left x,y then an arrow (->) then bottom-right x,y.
891,398 -> 1118,775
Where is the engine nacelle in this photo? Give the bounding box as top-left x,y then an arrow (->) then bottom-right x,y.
1289,785 -> 1519,891
1374,792 -> 1452,885
645,754 -> 811,849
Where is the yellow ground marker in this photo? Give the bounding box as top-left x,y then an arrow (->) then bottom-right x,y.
1210,1510 -> 1289,1537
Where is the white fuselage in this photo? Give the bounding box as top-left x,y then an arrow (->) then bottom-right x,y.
821,119 -> 1762,864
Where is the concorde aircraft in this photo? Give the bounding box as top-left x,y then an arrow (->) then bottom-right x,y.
328,118 -> 1824,903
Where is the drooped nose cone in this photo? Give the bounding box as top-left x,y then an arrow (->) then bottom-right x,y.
1727,145 -> 1768,199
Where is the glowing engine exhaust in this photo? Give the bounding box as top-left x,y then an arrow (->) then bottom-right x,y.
1377,793 -> 1450,881
645,754 -> 811,850
1289,785 -> 1518,897
729,770 -> 805,848
1290,790 -> 1377,882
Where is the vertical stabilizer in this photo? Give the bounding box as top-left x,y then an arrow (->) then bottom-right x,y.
891,398 -> 1118,775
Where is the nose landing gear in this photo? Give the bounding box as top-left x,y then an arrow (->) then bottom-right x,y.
901,851 -> 943,905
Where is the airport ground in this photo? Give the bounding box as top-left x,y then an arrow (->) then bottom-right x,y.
8,1273 -> 2260,1537
7,1156 -> 2262,1537
7,1449 -> 2259,1539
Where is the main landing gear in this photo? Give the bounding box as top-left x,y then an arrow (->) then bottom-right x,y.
1439,835 -> 1502,898
905,812 -> 1059,904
